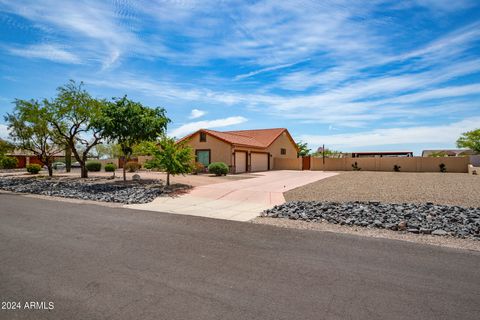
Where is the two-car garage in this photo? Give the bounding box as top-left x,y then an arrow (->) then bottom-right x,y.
234,151 -> 269,173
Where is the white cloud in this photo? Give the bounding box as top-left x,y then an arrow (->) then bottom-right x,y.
169,116 -> 247,138
189,109 -> 206,119
299,118 -> 480,150
8,44 -> 81,64
0,124 -> 10,139
234,60 -> 308,80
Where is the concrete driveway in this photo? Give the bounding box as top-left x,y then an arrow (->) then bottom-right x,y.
126,170 -> 337,221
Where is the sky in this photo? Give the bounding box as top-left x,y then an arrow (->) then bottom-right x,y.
0,0 -> 479,155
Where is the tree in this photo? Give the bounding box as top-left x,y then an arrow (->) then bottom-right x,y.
456,129 -> 480,153
0,138 -> 14,158
92,143 -> 122,159
5,99 -> 64,176
312,147 -> 344,158
46,80 -> 106,178
132,141 -> 158,156
296,141 -> 311,157
146,137 -> 193,186
98,96 -> 170,181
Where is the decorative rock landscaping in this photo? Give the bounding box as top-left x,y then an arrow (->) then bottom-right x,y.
0,177 -> 183,204
263,201 -> 480,240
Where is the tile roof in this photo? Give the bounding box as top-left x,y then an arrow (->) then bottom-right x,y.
179,128 -> 296,150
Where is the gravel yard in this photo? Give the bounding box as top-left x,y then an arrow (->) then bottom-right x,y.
0,176 -> 189,204
285,172 -> 480,207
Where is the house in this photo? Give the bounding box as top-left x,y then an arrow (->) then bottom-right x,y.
178,128 -> 299,173
421,149 -> 477,157
6,149 -> 65,168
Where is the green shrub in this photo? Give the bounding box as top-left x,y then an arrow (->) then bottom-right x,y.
26,164 -> 42,174
439,163 -> 447,173
125,161 -> 141,172
208,162 -> 228,176
1,156 -> 18,169
86,161 -> 102,172
351,162 -> 361,171
143,161 -> 157,170
104,162 -> 117,172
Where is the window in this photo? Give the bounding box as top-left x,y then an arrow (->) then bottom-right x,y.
200,132 -> 207,142
196,150 -> 210,166
280,148 -> 286,155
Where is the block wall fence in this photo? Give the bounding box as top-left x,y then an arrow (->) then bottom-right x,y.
272,156 -> 471,173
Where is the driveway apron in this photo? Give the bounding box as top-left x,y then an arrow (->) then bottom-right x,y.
125,170 -> 337,221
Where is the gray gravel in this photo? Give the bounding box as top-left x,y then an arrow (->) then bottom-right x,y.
285,172 -> 480,207
0,176 -> 184,204
263,201 -> 480,240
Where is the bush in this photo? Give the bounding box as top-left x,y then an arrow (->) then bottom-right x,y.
125,161 -> 141,172
393,164 -> 401,172
208,162 -> 228,176
439,163 -> 447,173
26,164 -> 42,174
86,161 -> 102,172
143,161 -> 157,170
1,156 -> 18,169
104,162 -> 117,172
193,162 -> 205,174
351,162 -> 361,171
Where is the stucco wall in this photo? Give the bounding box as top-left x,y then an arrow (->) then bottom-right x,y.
273,157 -> 302,170
185,132 -> 233,165
310,157 -> 470,173
265,131 -> 298,158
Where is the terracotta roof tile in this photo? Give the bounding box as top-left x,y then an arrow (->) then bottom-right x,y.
179,128 -> 297,150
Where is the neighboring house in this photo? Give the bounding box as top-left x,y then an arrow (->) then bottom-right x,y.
6,149 -> 65,168
178,128 -> 299,173
421,149 -> 477,157
349,151 -> 413,158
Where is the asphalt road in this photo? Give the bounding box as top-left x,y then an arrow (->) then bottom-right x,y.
1,193 -> 479,320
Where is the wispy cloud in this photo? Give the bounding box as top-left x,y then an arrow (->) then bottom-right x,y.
189,108 -> 206,119
7,44 -> 81,64
234,60 -> 308,80
169,116 -> 247,138
299,118 -> 480,150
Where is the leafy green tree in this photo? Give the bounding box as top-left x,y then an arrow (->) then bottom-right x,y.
0,138 -> 14,158
46,80 -> 106,178
146,137 -> 193,186
132,141 -> 158,156
5,99 -> 64,176
98,96 -> 170,181
296,141 -> 311,157
93,143 -> 122,159
456,129 -> 480,153
312,148 -> 344,158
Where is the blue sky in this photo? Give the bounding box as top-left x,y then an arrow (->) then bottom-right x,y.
0,0 -> 479,155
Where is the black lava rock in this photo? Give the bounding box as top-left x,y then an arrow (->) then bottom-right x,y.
263,201 -> 480,240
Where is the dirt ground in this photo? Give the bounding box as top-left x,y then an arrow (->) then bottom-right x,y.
285,171 -> 480,207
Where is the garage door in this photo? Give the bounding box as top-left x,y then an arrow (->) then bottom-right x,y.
251,153 -> 269,172
235,151 -> 247,173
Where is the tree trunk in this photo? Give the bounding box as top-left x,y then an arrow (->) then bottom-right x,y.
65,144 -> 72,172
166,172 -> 170,186
80,164 -> 88,178
47,165 -> 53,177
123,165 -> 126,181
